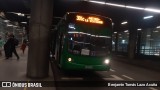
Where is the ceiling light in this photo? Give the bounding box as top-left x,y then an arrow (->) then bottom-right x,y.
7,24 -> 13,27
86,0 -> 160,14
156,26 -> 160,28
144,8 -> 160,13
21,22 -> 27,24
106,3 -> 125,7
89,0 -> 105,4
126,6 -> 144,10
124,30 -> 128,32
153,31 -> 159,33
114,32 -> 117,34
121,21 -> 128,25
143,16 -> 153,19
16,13 -> 25,16
4,20 -> 9,22
137,28 -> 142,31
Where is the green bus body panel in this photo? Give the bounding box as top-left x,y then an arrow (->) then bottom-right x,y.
55,12 -> 112,71
59,41 -> 111,71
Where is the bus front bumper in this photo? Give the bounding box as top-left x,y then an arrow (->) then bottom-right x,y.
62,62 -> 110,71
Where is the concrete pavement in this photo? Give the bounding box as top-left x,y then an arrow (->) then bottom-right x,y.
0,47 -> 56,90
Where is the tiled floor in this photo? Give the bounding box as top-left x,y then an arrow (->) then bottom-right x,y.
0,47 -> 56,90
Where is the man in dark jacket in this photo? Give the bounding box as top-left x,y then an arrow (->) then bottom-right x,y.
4,34 -> 19,60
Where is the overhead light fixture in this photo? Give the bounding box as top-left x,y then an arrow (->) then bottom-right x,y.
7,12 -> 25,16
137,28 -> 142,31
156,26 -> 160,28
89,0 -> 105,4
144,8 -> 160,13
86,0 -> 160,13
21,22 -> 27,24
7,24 -> 13,27
4,20 -> 9,23
114,32 -> 117,34
126,6 -> 144,10
106,3 -> 125,7
121,21 -> 128,25
143,16 -> 153,19
124,30 -> 128,32
16,13 -> 25,16
153,30 -> 159,33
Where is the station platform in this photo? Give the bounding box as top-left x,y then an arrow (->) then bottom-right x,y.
0,47 -> 56,90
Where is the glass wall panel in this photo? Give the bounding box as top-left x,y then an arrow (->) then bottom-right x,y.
117,31 -> 129,52
140,28 -> 160,56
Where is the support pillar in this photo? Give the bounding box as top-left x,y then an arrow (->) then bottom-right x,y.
115,32 -> 118,53
128,25 -> 137,59
136,31 -> 142,56
27,0 -> 53,78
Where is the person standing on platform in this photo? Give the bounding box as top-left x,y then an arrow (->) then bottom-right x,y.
20,39 -> 27,54
4,34 -> 19,60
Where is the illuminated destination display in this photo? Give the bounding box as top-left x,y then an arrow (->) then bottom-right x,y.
76,15 -> 103,24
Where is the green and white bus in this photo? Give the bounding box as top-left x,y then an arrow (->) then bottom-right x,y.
51,12 -> 112,71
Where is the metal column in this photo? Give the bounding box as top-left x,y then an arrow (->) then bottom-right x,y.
27,0 -> 53,78
128,25 -> 137,59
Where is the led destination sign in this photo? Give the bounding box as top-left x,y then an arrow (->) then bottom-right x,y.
76,15 -> 103,24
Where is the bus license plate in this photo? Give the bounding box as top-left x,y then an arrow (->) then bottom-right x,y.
85,66 -> 93,69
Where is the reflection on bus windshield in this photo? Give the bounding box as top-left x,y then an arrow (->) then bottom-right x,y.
68,32 -> 111,56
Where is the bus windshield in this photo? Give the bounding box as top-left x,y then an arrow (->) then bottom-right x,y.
67,24 -> 111,56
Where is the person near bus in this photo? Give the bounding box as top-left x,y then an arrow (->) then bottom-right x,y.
4,34 -> 19,60
20,39 -> 27,54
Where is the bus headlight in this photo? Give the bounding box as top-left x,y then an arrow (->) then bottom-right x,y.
68,58 -> 72,62
104,59 -> 110,64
